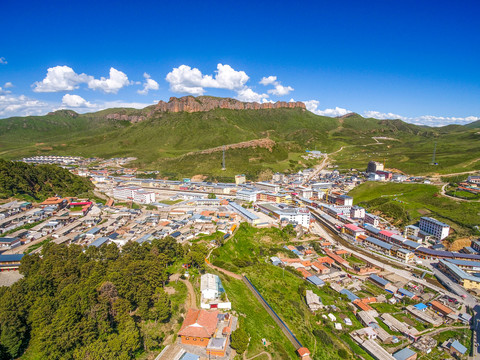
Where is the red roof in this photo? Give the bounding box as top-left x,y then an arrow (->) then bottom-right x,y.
297,347 -> 311,356
380,230 -> 394,237
312,261 -> 328,271
317,256 -> 335,265
178,309 -> 219,338
353,299 -> 373,311
344,224 -> 363,232
298,268 -> 312,278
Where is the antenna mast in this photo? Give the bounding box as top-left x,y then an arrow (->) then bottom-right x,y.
431,142 -> 437,165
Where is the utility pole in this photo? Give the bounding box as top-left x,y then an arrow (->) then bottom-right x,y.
431,142 -> 437,165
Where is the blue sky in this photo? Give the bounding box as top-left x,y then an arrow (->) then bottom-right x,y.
1,0 -> 479,125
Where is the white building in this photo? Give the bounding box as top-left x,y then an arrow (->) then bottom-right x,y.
113,186 -> 156,204
201,273 -> 222,300
350,206 -> 365,219
235,174 -> 246,185
364,213 -> 380,227
418,217 -> 450,240
235,189 -> 260,203
257,203 -> 310,228
254,181 -> 280,193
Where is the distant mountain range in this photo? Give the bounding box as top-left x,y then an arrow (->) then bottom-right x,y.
0,96 -> 479,180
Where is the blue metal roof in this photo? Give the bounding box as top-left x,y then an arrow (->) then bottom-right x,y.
89,237 -> 110,248
0,254 -> 24,262
369,274 -> 390,286
363,224 -> 381,234
403,240 -> 422,249
450,340 -> 467,354
397,288 -> 415,298
393,347 -> 417,360
340,289 -> 360,302
307,275 -> 325,286
414,303 -> 427,311
365,237 -> 393,250
446,258 -> 480,268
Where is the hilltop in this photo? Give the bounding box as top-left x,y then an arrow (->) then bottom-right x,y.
0,96 -> 479,179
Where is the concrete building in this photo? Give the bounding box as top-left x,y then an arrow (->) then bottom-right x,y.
438,259 -> 480,290
235,174 -> 246,185
113,186 -> 155,204
235,189 -> 260,203
254,182 -> 280,193
418,217 -> 450,240
350,206 -> 365,219
257,203 -> 310,228
365,213 -> 381,227
367,161 -> 384,173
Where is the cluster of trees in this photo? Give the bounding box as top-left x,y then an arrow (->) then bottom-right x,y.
0,236 -> 188,359
0,159 -> 93,200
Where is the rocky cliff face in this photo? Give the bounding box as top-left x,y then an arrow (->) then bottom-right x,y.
105,114 -> 146,123
151,96 -> 306,114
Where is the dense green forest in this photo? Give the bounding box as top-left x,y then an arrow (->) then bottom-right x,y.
0,238 -> 207,359
0,159 -> 93,200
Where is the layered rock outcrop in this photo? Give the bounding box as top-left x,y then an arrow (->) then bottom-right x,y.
151,96 -> 306,113
105,114 -> 146,123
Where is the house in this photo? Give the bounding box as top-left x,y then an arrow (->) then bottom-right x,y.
306,275 -> 325,287
449,340 -> 467,358
429,300 -> 453,317
305,290 -> 323,311
393,347 -> 417,360
178,309 -> 219,347
297,347 -> 311,360
0,254 -> 24,271
369,274 -> 397,293
0,237 -> 21,249
201,273 -> 223,300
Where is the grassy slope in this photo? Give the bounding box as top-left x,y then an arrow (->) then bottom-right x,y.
348,182 -> 480,238
1,105 -> 479,178
211,224 -> 368,360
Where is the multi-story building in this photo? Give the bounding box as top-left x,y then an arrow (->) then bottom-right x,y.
235,174 -> 246,185
350,206 -> 365,219
364,213 -> 380,227
235,189 -> 260,203
418,217 -> 450,240
113,186 -> 156,204
257,203 -> 310,228
367,161 -> 384,173
254,182 -> 280,193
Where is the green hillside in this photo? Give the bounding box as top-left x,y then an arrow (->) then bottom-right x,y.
0,98 -> 479,179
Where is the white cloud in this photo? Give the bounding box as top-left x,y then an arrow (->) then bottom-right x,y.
137,73 -> 159,95
0,57 -> 7,64
268,83 -> 294,96
362,111 -> 480,126
0,87 -> 11,95
33,66 -> 132,94
236,88 -> 269,103
259,75 -> 294,96
165,63 -> 249,95
61,94 -> 94,108
304,100 -> 351,117
259,76 -> 277,86
33,65 -> 91,92
363,110 -> 406,120
0,94 -> 51,117
87,67 -> 131,94
4,82 -> 13,88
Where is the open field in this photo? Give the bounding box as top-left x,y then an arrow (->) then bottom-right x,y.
349,182 -> 480,238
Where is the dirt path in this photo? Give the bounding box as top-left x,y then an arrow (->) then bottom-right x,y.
440,183 -> 480,202
181,278 -> 197,308
243,351 -> 272,360
417,325 -> 469,336
206,263 -> 243,280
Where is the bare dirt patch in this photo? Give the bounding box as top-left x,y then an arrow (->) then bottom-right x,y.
446,238 -> 471,251
164,286 -> 176,295
0,271 -> 24,286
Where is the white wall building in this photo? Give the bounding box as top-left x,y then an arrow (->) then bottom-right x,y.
418,217 -> 450,240
235,189 -> 260,203
113,186 -> 156,204
255,182 -> 280,193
